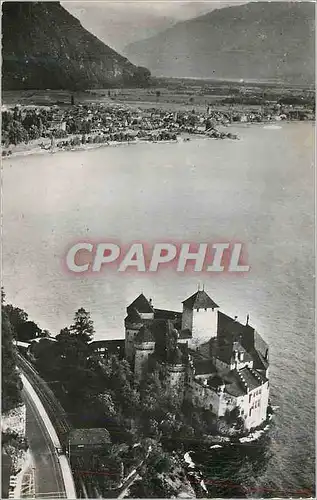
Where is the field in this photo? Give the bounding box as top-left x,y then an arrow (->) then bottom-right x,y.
2,77 -> 314,112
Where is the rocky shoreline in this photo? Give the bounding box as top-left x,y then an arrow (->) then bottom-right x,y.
171,407 -> 275,498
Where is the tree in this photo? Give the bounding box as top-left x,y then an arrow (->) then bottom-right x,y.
134,66 -> 151,86
70,308 -> 94,342
31,338 -> 58,377
155,90 -> 161,101
7,120 -> 29,145
2,307 -> 22,412
2,111 -> 13,131
224,407 -> 244,431
3,303 -> 28,338
16,320 -> 41,342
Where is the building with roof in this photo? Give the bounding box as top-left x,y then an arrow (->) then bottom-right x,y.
89,339 -> 125,359
68,428 -> 111,457
124,288 -> 270,433
182,289 -> 219,348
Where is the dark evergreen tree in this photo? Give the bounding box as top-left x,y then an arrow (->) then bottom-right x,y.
70,307 -> 94,342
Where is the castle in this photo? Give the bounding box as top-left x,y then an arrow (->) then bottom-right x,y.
124,289 -> 270,432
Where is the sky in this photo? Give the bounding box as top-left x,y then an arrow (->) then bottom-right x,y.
62,1 -> 249,51
62,1 -> 304,52
64,1 -> 244,22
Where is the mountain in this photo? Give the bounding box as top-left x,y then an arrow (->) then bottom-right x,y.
124,2 -> 315,85
2,2 -> 151,90
63,1 -> 235,53
63,2 -> 177,53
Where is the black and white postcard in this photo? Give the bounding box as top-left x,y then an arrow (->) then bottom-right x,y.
1,1 -> 315,499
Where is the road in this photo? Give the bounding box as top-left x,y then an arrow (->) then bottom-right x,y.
23,387 -> 66,498
17,353 -> 71,444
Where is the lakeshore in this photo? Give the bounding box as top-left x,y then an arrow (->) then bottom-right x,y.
2,94 -> 314,159
2,118 -> 313,160
2,120 -> 315,497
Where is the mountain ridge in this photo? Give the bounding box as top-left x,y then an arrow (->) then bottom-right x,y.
124,2 -> 315,85
2,1 -> 151,90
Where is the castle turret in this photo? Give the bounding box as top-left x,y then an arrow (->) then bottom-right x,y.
166,346 -> 186,403
125,294 -> 154,362
134,326 -> 155,382
181,289 -> 219,347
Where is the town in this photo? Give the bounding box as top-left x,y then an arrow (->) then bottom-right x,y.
2,93 -> 315,157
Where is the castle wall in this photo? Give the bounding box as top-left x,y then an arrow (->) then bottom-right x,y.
134,343 -> 155,381
125,325 -> 142,363
229,380 -> 270,431
166,365 -> 186,403
192,308 -> 218,339
181,307 -> 193,332
211,355 -> 253,375
212,356 -> 235,374
217,391 -> 240,417
190,380 -> 222,414
243,380 -> 269,430
189,376 -> 269,432
234,359 -> 253,371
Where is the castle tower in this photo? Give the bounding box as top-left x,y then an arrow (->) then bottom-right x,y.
166,346 -> 186,403
125,293 -> 154,363
181,289 -> 219,347
134,326 -> 155,382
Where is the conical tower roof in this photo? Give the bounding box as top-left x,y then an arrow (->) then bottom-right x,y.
127,293 -> 154,314
182,290 -> 218,310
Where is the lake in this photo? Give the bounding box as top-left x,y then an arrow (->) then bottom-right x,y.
3,122 -> 315,496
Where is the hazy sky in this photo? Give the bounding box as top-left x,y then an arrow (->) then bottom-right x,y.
63,1 -> 249,50
63,1 -> 303,52
64,1 -> 245,22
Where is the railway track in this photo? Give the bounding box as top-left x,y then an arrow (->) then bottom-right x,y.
17,352 -> 71,447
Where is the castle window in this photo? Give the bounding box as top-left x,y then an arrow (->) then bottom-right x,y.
249,394 -> 252,404
249,409 -> 252,417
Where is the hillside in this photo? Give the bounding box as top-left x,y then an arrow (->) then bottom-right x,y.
124,2 -> 315,85
64,2 -> 177,53
2,2 -> 151,90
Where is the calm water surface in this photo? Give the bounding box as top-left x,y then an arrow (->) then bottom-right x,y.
3,122 -> 315,496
